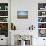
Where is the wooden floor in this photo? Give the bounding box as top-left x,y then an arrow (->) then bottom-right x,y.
0,45 -> 8,46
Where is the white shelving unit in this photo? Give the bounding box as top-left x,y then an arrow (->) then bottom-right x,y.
0,3 -> 8,39
0,2 -> 9,45
38,3 -> 46,37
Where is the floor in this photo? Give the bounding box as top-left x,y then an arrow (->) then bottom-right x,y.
0,45 -> 8,46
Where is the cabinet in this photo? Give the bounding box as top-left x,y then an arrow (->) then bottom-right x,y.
38,3 -> 46,37
38,37 -> 46,46
0,3 -> 8,45
0,35 -> 8,45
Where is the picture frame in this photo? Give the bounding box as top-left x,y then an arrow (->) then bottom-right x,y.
17,11 -> 28,19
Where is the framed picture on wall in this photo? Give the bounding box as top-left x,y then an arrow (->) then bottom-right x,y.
17,11 -> 28,19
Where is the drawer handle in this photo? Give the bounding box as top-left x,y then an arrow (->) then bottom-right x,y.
43,39 -> 45,40
1,39 -> 3,40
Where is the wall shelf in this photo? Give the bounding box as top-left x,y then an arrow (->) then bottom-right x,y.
38,16 -> 46,17
0,10 -> 8,11
0,16 -> 8,17
0,22 -> 8,23
38,28 -> 46,29
38,22 -> 46,23
38,10 -> 46,11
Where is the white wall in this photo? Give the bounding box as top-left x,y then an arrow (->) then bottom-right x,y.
11,0 -> 46,30
11,0 -> 46,46
11,0 -> 38,30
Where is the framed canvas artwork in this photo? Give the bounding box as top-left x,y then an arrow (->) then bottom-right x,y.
17,11 -> 28,19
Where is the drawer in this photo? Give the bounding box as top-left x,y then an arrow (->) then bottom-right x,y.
0,37 -> 8,45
